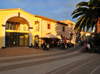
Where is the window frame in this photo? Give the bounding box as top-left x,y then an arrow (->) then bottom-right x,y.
6,21 -> 20,30
62,26 -> 65,32
47,24 -> 51,29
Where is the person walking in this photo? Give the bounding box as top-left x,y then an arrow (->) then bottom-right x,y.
81,42 -> 90,52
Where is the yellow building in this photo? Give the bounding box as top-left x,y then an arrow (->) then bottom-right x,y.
0,8 -> 76,49
0,8 -> 42,49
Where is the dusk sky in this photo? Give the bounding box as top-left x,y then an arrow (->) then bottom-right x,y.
0,0 -> 89,23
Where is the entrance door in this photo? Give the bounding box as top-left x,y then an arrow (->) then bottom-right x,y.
19,35 -> 24,46
10,35 -> 18,47
6,33 -> 29,47
35,35 -> 39,45
6,35 -> 10,47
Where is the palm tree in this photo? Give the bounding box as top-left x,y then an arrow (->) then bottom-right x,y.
71,0 -> 100,33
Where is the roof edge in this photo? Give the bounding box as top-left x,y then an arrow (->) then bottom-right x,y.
35,15 -> 57,22
0,8 -> 35,16
35,15 -> 68,26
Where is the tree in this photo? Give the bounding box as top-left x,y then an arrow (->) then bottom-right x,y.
71,0 -> 100,33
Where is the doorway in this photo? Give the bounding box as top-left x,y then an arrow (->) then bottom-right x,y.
6,33 -> 29,47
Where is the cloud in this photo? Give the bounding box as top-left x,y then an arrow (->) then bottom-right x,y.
6,0 -> 90,22
47,0 -> 90,21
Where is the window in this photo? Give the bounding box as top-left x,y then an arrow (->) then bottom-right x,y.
6,22 -> 9,30
6,21 -> 20,30
47,24 -> 50,29
13,23 -> 16,30
34,21 -> 40,31
9,23 -> 12,30
62,26 -> 65,32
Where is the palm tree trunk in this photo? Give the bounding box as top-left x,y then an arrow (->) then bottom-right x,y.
96,17 -> 100,34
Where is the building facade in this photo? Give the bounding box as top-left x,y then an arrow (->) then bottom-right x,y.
0,8 -> 42,49
60,20 -> 76,44
35,15 -> 68,36
0,8 -> 76,49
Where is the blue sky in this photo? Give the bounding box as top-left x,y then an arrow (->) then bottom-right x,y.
0,0 -> 89,23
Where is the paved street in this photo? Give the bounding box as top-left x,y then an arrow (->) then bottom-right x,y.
0,46 -> 100,74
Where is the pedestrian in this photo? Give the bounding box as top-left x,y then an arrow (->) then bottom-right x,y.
87,43 -> 90,52
61,41 -> 64,50
81,42 -> 90,52
78,41 -> 80,45
81,42 -> 87,52
43,41 -> 46,50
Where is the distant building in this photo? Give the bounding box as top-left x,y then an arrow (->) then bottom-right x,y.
80,28 -> 95,41
60,20 -> 76,44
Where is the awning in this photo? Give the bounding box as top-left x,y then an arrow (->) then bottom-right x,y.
39,34 -> 61,39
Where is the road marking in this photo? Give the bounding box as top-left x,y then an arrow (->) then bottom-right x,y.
66,57 -> 100,74
90,65 -> 100,74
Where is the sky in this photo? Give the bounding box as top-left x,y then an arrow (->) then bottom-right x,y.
0,0 -> 90,23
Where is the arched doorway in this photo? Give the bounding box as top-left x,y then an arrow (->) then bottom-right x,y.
5,17 -> 29,47
2,13 -> 33,48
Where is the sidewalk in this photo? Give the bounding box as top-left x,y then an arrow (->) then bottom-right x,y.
0,44 -> 81,58
0,47 -> 62,57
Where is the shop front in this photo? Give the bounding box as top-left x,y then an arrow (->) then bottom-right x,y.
6,33 -> 29,47
5,16 -> 30,47
0,8 -> 42,49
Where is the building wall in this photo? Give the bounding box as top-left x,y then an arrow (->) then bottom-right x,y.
80,32 -> 91,41
0,8 -> 42,48
0,8 -> 76,48
33,17 -> 42,45
41,19 -> 57,35
41,19 -> 71,37
60,20 -> 76,44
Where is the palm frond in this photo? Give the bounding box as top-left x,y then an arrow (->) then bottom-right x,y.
88,0 -> 97,6
76,2 -> 88,7
72,0 -> 99,33
85,14 -> 96,31
74,15 -> 85,31
71,7 -> 88,15
72,12 -> 84,19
